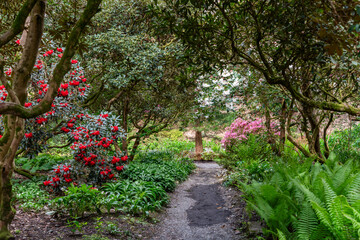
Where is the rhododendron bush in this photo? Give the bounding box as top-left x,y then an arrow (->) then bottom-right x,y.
2,46 -> 127,191
221,118 -> 279,149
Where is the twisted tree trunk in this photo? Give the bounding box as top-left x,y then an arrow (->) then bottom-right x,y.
0,116 -> 25,240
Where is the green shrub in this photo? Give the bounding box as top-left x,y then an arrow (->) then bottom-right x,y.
101,180 -> 168,216
52,184 -> 103,217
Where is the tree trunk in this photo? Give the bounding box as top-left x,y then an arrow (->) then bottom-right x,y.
323,113 -> 333,159
0,115 -> 25,240
264,102 -> 279,155
279,99 -> 287,152
129,136 -> 141,161
122,99 -> 129,154
195,130 -> 203,161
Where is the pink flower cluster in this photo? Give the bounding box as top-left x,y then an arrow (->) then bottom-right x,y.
221,118 -> 264,148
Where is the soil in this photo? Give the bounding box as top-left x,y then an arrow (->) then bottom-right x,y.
9,161 -> 263,240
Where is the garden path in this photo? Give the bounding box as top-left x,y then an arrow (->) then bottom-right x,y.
150,161 -> 248,240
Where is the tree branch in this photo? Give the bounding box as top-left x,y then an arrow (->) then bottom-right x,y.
0,0 -> 102,117
0,0 -> 38,48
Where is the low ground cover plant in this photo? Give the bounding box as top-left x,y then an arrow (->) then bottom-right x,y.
12,180 -> 51,212
101,180 -> 168,216
120,151 -> 196,192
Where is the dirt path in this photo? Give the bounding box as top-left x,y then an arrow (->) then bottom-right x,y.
150,161 -> 248,240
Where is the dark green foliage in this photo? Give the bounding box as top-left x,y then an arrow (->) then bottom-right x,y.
15,154 -> 68,173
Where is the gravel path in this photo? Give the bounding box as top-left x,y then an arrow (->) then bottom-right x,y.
151,161 -> 247,240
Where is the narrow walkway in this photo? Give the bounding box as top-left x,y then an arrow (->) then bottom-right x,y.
152,162 -> 245,240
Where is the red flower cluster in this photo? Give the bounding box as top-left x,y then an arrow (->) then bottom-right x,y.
35,117 -> 47,124
44,165 -> 73,187
5,68 -> 11,76
25,133 -> 33,138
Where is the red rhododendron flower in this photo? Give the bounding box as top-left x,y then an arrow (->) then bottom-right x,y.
57,47 -> 63,52
112,126 -> 119,132
121,156 -> 128,161
67,123 -> 74,128
71,59 -> 78,64
16,39 -> 20,45
61,83 -> 69,89
69,80 -> 80,86
43,180 -> 51,186
60,90 -> 68,97
24,102 -> 32,107
5,68 -> 11,76
25,133 -> 33,138
91,130 -> 100,136
61,127 -> 70,133
116,166 -> 124,171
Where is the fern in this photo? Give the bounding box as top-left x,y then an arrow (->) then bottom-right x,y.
345,173 -> 360,205
277,229 -> 287,240
293,179 -> 324,207
295,202 -> 318,240
332,160 -> 353,192
310,201 -> 332,230
322,180 -> 342,229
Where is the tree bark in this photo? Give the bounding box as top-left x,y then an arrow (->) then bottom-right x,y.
279,99 -> 287,152
0,116 -> 25,240
122,98 -> 129,154
195,130 -> 203,161
129,136 -> 141,161
323,113 -> 333,159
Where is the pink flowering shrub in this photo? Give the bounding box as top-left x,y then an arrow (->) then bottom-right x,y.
221,118 -> 265,149
221,118 -> 281,149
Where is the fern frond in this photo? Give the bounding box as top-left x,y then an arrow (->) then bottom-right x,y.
345,173 -> 360,205
293,179 -> 324,207
296,202 -> 318,240
309,224 -> 332,240
343,213 -> 360,238
310,201 -> 332,230
247,197 -> 274,223
332,160 -> 353,191
329,195 -> 348,231
277,229 -> 287,240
